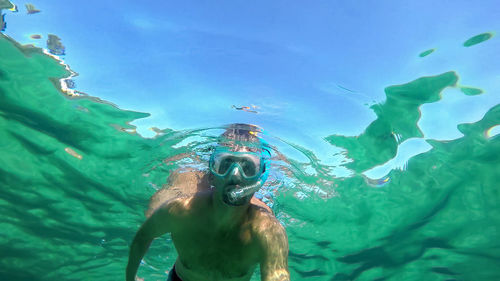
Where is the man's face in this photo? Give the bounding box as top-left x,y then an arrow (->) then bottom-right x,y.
210,141 -> 264,206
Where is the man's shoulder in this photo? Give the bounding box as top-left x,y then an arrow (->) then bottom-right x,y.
249,201 -> 284,237
146,169 -> 211,217
168,168 -> 211,191
250,196 -> 273,214
165,190 -> 213,214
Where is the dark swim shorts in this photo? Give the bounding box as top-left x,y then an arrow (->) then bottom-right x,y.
167,265 -> 182,281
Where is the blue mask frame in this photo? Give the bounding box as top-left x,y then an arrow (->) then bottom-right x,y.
209,147 -> 271,183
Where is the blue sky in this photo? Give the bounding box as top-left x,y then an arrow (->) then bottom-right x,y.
3,0 -> 499,177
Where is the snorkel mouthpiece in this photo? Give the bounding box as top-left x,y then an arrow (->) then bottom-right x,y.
225,159 -> 269,206
227,179 -> 264,205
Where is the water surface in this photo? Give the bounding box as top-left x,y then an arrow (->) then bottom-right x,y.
1,32 -> 499,281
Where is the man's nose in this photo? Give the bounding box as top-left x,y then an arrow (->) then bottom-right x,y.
228,166 -> 242,182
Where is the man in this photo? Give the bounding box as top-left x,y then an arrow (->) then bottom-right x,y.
126,124 -> 290,281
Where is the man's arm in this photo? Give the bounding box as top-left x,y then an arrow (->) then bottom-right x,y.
259,220 -> 290,281
126,200 -> 178,281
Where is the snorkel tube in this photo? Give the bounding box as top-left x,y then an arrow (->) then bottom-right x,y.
227,164 -> 269,205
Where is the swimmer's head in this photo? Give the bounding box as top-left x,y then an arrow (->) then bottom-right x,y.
210,124 -> 270,206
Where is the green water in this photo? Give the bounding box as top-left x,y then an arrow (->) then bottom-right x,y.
1,32 -> 499,281
463,32 -> 494,47
418,49 -> 435,58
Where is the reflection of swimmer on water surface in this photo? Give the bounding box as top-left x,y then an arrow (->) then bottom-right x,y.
232,105 -> 259,113
25,3 -> 40,14
0,13 -> 5,32
0,0 -> 17,11
47,34 -> 65,55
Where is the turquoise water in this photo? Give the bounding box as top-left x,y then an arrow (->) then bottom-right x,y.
1,31 -> 499,281
2,1 -> 500,280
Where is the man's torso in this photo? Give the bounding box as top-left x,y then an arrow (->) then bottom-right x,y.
153,171 -> 275,281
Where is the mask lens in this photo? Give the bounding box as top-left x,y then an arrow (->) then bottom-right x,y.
241,159 -> 257,177
217,158 -> 234,175
211,152 -> 262,178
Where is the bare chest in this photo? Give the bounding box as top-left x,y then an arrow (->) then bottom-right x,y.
170,221 -> 260,277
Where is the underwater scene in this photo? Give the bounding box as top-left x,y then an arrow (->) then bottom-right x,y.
1,1 -> 499,281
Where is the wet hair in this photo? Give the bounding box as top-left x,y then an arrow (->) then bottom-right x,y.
218,123 -> 262,151
221,123 -> 260,142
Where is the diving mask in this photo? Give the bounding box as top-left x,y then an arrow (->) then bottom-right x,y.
209,150 -> 265,180
209,147 -> 270,205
